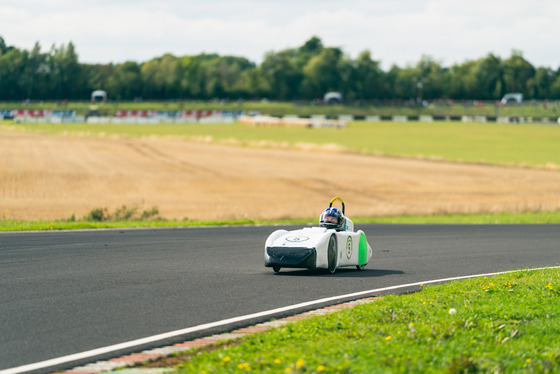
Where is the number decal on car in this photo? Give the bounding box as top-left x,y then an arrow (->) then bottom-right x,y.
285,236 -> 309,243
346,236 -> 353,259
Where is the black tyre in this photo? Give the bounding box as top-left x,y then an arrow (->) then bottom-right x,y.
356,264 -> 366,271
273,266 -> 281,273
327,234 -> 337,274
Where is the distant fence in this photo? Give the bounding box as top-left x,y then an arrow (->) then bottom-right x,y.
2,109 -> 242,124
355,114 -> 560,124
1,109 -> 79,121
2,108 -> 559,125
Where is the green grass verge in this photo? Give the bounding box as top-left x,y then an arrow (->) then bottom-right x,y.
0,219 -> 257,231
172,268 -> 560,373
1,210 -> 560,231
3,120 -> 560,168
354,210 -> 560,225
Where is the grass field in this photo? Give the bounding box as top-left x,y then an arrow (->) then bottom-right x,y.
2,119 -> 560,228
3,120 -> 560,169
141,267 -> 560,373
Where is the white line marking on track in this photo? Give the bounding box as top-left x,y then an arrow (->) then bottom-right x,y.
2,266 -> 559,374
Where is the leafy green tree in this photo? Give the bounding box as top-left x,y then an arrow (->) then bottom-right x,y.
1,33 -> 559,102
348,50 -> 385,100
217,56 -> 254,98
532,67 -> 556,99
448,60 -> 479,100
260,50 -> 303,100
296,36 -> 324,68
0,48 -> 26,99
195,55 -> 254,99
549,74 -> 560,99
106,61 -> 143,100
386,65 -> 417,100
83,63 -> 114,95
19,43 -> 48,99
141,54 -> 180,98
502,50 -> 535,95
177,55 -> 203,98
233,67 -> 270,98
0,36 -> 15,55
414,55 -> 447,100
474,54 -> 504,99
301,47 -> 345,98
51,42 -> 84,99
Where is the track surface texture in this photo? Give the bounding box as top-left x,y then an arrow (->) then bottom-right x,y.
1,224 -> 559,372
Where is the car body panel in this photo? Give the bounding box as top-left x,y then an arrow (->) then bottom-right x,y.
264,226 -> 372,272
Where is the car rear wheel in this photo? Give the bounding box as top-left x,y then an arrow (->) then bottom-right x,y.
273,266 -> 281,273
356,264 -> 366,271
327,234 -> 337,274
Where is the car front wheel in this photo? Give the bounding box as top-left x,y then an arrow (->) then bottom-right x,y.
327,234 -> 337,274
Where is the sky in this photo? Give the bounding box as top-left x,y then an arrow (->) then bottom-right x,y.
2,0 -> 560,70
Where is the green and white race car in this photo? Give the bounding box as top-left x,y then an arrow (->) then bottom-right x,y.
265,197 -> 373,274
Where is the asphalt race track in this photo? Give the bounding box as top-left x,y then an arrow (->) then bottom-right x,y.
1,224 -> 559,372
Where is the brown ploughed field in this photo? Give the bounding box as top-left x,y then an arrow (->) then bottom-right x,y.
2,130 -> 560,221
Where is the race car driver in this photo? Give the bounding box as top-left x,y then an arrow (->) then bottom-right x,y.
319,207 -> 346,231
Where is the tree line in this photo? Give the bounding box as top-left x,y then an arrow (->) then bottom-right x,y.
1,35 -> 560,102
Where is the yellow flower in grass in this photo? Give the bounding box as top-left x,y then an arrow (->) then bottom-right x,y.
385,336 -> 392,341
222,356 -> 231,363
546,283 -> 553,290
237,362 -> 251,371
296,359 -> 305,367
317,365 -> 326,371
